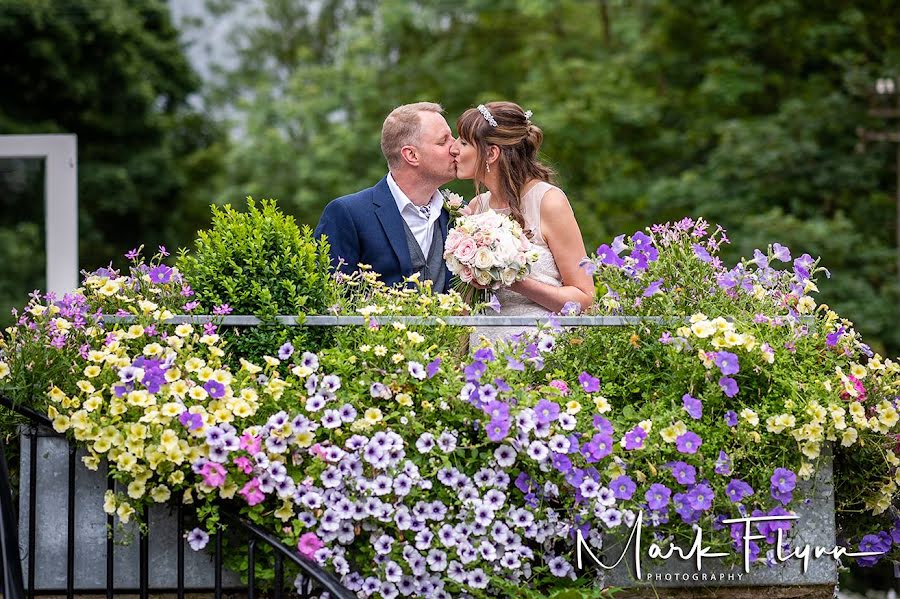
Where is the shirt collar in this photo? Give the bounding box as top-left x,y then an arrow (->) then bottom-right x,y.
386,173 -> 443,220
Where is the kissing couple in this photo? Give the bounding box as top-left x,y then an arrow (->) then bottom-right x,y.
313,101 -> 594,317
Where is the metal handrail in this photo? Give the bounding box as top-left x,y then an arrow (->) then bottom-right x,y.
0,393 -> 355,598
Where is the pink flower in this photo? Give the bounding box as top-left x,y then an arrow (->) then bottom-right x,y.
444,230 -> 463,253
233,456 -> 253,474
459,265 -> 474,284
297,532 -> 324,559
239,479 -> 265,506
240,432 -> 261,454
549,380 -> 570,396
200,462 -> 227,487
310,443 -> 328,460
454,237 -> 477,263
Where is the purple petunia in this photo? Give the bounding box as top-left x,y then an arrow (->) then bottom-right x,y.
686,484 -> 714,511
670,461 -> 696,485
148,265 -> 173,284
486,418 -> 510,442
277,342 -> 294,360
642,279 -> 664,297
770,468 -> 797,494
623,426 -> 647,450
714,351 -> 740,376
534,399 -> 560,424
715,451 -> 732,476
579,371 -> 600,393
645,483 -> 671,510
203,379 -> 226,399
610,475 -> 636,500
426,357 -> 441,379
187,527 -> 210,551
675,431 -> 702,454
682,394 -> 702,420
719,376 -> 739,398
724,410 -> 738,427
726,479 -> 754,503
692,244 -> 712,263
772,243 -> 791,262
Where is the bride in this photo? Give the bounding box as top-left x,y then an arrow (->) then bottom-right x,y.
451,101 -> 594,318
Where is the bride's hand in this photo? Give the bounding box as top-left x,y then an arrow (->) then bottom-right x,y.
460,203 -> 475,216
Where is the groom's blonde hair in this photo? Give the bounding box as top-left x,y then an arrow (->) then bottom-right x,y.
381,102 -> 444,169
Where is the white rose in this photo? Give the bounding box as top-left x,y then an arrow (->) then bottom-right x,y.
473,247 -> 494,270
500,268 -> 519,286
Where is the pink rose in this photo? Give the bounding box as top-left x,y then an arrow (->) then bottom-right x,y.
459,265 -> 474,283
445,229 -> 463,253
454,238 -> 477,263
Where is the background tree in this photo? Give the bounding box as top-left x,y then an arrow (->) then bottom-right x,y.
197,0 -> 899,356
0,0 -> 225,325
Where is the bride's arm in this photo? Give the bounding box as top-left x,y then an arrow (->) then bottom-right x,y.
507,189 -> 595,313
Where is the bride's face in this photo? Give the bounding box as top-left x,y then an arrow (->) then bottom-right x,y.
451,136 -> 479,180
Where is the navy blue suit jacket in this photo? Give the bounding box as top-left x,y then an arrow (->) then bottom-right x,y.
313,177 -> 451,293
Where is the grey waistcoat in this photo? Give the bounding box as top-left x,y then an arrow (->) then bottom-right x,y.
400,219 -> 446,292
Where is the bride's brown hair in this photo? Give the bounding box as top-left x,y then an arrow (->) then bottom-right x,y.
456,101 -> 555,233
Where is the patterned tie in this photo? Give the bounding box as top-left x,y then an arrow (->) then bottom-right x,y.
418,204 -> 431,219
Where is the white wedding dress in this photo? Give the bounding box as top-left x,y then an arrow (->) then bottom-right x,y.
469,181 -> 566,345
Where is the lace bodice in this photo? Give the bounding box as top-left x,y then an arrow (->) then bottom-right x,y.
470,182 -> 564,316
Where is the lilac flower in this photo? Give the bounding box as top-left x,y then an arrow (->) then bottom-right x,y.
686,484 -> 714,511
623,426 -> 647,450
726,479 -> 754,503
534,399 -> 560,424
548,556 -> 573,578
770,468 -> 797,494
579,372 -> 600,393
561,301 -> 581,315
148,265 -> 173,284
187,528 -> 209,551
277,342 -> 294,360
593,416 -> 613,436
772,243 -> 791,262
670,462 -> 696,485
714,351 -> 740,375
692,244 -> 712,262
719,376 -> 739,398
212,303 -> 233,315
486,418 -> 510,442
125,247 -> 140,260
724,410 -> 738,427
682,394 -> 702,420
179,411 -> 203,431
645,484 -> 671,510
204,379 -> 225,399
610,475 -> 636,500
426,358 -> 441,378
715,451 -> 732,476
595,244 -> 624,267
408,361 -> 426,380
675,431 -> 702,454
464,360 -> 487,382
486,294 -> 502,313
582,434 -> 613,462
752,249 -> 769,269
826,327 -> 844,348
579,259 -> 598,275
642,279 -> 664,297
506,356 -> 525,371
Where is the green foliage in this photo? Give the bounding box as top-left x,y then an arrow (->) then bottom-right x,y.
177,198 -> 338,363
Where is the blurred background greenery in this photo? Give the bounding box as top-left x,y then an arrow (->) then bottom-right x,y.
1,0 -> 899,590
1,0 -> 898,361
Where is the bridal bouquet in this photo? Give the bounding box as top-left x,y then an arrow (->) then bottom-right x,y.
443,209 -> 539,304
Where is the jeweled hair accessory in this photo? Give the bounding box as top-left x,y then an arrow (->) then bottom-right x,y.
524,109 -> 533,121
477,104 -> 498,127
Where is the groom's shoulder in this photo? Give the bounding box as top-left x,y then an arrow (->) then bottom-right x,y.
328,178 -> 387,212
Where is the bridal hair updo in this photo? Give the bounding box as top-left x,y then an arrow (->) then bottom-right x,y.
456,101 -> 555,233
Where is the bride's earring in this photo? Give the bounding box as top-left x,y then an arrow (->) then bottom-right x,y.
486,162 -> 491,173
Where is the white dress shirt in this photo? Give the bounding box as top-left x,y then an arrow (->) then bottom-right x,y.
386,173 -> 443,257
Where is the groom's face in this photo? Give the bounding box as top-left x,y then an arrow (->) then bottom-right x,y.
416,111 -> 458,184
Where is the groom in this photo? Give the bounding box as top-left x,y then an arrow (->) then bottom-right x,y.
314,102 -> 458,293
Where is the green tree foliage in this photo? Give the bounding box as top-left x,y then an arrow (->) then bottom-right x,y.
202,0 -> 899,354
0,0 -> 226,326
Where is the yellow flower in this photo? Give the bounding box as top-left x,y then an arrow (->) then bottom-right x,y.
49,386 -> 66,402
797,296 -> 816,314
295,431 -> 314,447
660,426 -> 679,443
232,400 -> 254,419
168,471 -> 185,485
373,345 -> 387,357
175,324 -> 193,337
850,363 -> 867,379
138,300 -> 157,314
239,358 -> 262,374
160,402 -> 181,418
605,461 -> 625,480
127,390 -> 152,407
798,463 -> 814,479
143,343 -> 164,357
188,386 -> 208,401
740,408 -> 759,427
116,502 -> 135,523
160,429 -> 180,452
848,402 -> 866,421
879,405 -> 899,428
76,380 -> 95,394
566,400 -> 582,415
52,414 -> 70,433
150,485 -> 171,503
214,407 -> 234,423
841,428 -> 858,447
169,380 -> 188,398
406,331 -> 425,344
722,331 -> 743,347
197,366 -> 214,382
275,500 -> 294,522
690,320 -> 716,338
638,419 -> 653,433
396,393 -> 413,407
164,367 -> 182,383
806,402 -> 826,424
211,369 -> 232,385
126,324 -> 144,339
184,357 -> 206,373
127,480 -> 146,499
98,279 -> 121,296
263,356 -> 280,367
887,451 -> 900,467
29,304 -> 48,316
88,350 -> 106,363
391,353 -> 405,364
82,454 -> 100,471
593,396 -> 611,413
83,365 -> 101,378
689,313 -> 708,324
103,490 -> 117,514
364,408 -> 383,424
117,452 -> 137,472
801,441 -> 820,459
711,317 -> 732,332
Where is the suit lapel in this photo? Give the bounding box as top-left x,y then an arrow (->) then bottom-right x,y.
372,177 -> 413,276
439,208 -> 451,292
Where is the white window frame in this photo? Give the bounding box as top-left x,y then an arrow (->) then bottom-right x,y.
0,135 -> 78,294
